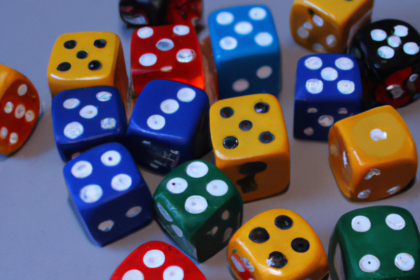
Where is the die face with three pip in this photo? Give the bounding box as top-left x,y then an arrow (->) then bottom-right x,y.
63,142 -> 152,246
210,94 -> 290,202
227,209 -> 329,280
290,0 -> 374,53
153,160 -> 243,262
0,64 -> 40,156
328,105 -> 417,202
208,5 -> 280,100
126,80 -> 211,174
294,54 -> 363,141
329,206 -> 420,280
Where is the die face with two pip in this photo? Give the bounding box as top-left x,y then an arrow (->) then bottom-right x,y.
154,160 -> 243,262
208,5 -> 280,100
111,241 -> 207,280
0,64 -> 40,156
210,94 -> 290,202
290,0 -> 374,53
63,142 -> 152,246
227,209 -> 329,280
329,105 -> 417,202
294,54 -> 363,141
329,206 -> 420,279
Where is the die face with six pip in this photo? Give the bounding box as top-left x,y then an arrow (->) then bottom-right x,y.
210,94 -> 290,202
329,105 -> 418,202
208,5 -> 280,100
290,0 -> 374,53
227,209 -> 329,280
63,142 -> 152,246
329,206 -> 420,279
154,160 -> 243,262
294,54 -> 363,141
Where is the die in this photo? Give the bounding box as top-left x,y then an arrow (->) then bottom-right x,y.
110,241 -> 207,280
294,54 -> 363,141
209,94 -> 290,202
290,0 -> 374,53
328,105 -> 417,201
208,5 -> 280,100
0,64 -> 40,156
348,19 -> 420,108
227,209 -> 329,280
329,206 -> 420,279
153,160 -> 243,262
63,142 -> 152,246
52,86 -> 127,161
126,80 -> 211,174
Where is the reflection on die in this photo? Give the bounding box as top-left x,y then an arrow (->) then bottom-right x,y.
227,209 -> 329,280
329,105 -> 417,201
329,206 -> 420,279
154,160 -> 243,262
63,142 -> 152,246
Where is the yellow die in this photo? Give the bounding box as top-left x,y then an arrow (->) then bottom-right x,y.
209,94 -> 290,202
329,105 -> 418,201
227,209 -> 329,280
290,0 -> 374,53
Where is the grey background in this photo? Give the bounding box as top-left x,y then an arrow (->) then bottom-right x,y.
1,0 -> 420,279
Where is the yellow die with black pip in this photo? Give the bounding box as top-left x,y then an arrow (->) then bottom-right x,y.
209,94 -> 290,202
329,105 -> 418,202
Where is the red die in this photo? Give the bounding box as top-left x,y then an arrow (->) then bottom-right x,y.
166,0 -> 203,26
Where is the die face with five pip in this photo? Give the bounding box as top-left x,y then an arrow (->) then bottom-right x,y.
290,0 -> 374,53
227,209 -> 329,280
210,94 -> 290,202
294,54 -> 363,141
63,142 -> 152,246
153,160 -> 243,262
329,105 -> 417,202
329,206 -> 420,279
0,64 -> 40,156
110,241 -> 207,280
208,5 -> 280,100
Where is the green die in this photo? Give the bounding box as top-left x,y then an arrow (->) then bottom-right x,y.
154,160 -> 243,262
329,206 -> 420,279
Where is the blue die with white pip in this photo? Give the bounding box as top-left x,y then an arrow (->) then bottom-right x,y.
126,80 -> 211,174
208,5 -> 280,99
52,86 -> 127,161
63,142 -> 152,246
294,54 -> 363,141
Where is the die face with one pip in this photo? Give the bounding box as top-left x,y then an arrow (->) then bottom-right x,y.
154,160 -> 243,262
228,209 -> 329,280
210,94 -> 290,202
63,142 -> 152,246
329,105 -> 417,202
329,206 -> 420,280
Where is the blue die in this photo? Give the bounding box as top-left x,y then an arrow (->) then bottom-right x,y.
208,5 -> 280,99
63,142 -> 152,246
52,86 -> 127,161
126,80 -> 211,174
294,54 -> 363,141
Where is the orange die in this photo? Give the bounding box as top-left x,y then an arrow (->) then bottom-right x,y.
329,105 -> 418,201
0,64 -> 40,156
227,209 -> 329,280
210,94 -> 290,202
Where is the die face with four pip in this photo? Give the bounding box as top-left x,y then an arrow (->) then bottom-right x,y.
153,160 -> 243,262
329,206 -> 420,280
208,5 -> 280,100
210,94 -> 290,202
227,209 -> 329,280
0,64 -> 40,156
294,54 -> 363,141
290,0 -> 374,53
329,105 -> 418,202
63,142 -> 152,246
